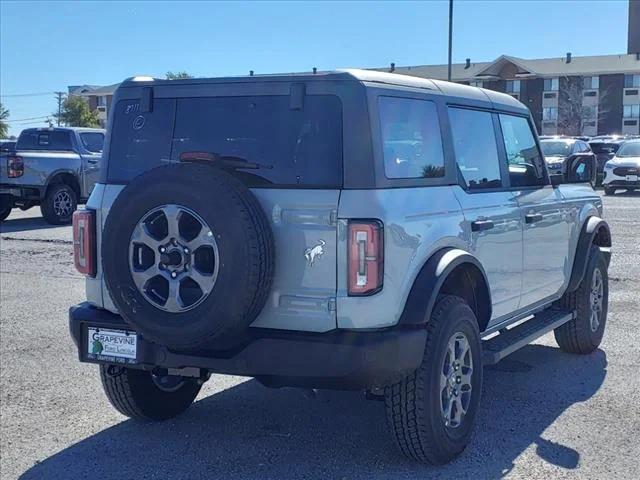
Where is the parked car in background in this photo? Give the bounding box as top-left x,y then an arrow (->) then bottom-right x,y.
539,137 -> 596,178
0,127 -> 105,223
602,138 -> 640,195
589,138 -> 624,185
0,139 -> 17,154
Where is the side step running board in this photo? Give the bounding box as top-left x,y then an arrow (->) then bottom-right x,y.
482,309 -> 575,365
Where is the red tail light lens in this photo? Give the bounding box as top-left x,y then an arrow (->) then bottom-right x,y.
348,220 -> 384,296
73,209 -> 96,277
7,155 -> 23,178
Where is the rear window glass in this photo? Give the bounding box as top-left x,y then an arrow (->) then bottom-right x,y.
80,132 -> 104,153
17,130 -> 73,151
378,97 -> 445,179
108,95 -> 343,187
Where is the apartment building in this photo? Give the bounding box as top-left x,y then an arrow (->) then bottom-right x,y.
382,54 -> 640,137
67,83 -> 119,129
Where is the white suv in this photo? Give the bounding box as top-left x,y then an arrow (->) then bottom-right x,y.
603,139 -> 640,195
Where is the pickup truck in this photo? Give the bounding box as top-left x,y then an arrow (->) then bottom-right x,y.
0,127 -> 105,224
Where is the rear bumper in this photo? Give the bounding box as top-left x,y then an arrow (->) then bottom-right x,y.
0,183 -> 44,200
69,302 -> 427,390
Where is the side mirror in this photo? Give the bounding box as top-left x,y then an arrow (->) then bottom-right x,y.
565,153 -> 596,186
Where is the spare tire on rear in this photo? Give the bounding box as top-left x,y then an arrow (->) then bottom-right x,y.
102,163 -> 275,351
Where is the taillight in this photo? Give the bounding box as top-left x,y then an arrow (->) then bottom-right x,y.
73,209 -> 96,277
7,155 -> 23,178
348,220 -> 384,296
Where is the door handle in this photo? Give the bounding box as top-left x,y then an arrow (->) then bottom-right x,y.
525,213 -> 544,224
471,219 -> 495,232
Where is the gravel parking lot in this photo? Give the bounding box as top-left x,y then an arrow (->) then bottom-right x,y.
1,193 -> 639,480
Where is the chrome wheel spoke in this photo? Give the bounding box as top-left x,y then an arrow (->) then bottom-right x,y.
131,223 -> 162,250
131,264 -> 162,291
188,269 -> 215,295
187,229 -> 216,251
163,205 -> 183,241
164,279 -> 183,312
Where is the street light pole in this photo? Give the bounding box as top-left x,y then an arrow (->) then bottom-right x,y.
448,0 -> 453,82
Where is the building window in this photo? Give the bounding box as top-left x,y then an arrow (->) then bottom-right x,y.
624,74 -> 640,88
543,107 -> 558,121
506,80 -> 520,93
543,78 -> 559,91
470,80 -> 483,88
583,76 -> 599,90
97,96 -> 107,107
583,106 -> 597,119
623,104 -> 640,118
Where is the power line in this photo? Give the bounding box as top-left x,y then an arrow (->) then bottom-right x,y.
6,115 -> 50,123
0,91 -> 55,98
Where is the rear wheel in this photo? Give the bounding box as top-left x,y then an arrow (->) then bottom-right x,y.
100,365 -> 202,421
554,246 -> 608,354
603,186 -> 615,196
40,183 -> 77,224
385,295 -> 483,465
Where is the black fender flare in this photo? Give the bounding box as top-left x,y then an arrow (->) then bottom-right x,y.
398,248 -> 492,328
45,169 -> 80,196
566,216 -> 611,292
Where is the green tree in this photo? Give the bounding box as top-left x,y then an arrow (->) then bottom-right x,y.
54,96 -> 100,128
166,71 -> 193,80
0,103 -> 9,138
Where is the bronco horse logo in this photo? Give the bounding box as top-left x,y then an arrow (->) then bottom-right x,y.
304,240 -> 326,267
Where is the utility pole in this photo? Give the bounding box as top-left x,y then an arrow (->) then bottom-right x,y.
54,91 -> 65,126
447,0 -> 453,82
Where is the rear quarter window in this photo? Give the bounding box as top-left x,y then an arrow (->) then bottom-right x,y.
108,94 -> 343,187
16,130 -> 73,151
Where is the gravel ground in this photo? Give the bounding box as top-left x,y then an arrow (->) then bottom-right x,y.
1,193 -> 639,480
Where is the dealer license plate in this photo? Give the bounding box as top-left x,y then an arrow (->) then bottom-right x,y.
626,175 -> 638,182
87,327 -> 137,364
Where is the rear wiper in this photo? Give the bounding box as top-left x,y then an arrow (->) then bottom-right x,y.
179,151 -> 273,170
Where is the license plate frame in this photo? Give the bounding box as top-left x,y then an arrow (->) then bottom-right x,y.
626,174 -> 638,182
86,327 -> 138,364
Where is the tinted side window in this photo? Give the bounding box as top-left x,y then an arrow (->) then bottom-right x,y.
17,130 -> 73,151
448,108 -> 502,189
498,114 -> 544,187
378,97 -> 445,179
80,132 -> 104,153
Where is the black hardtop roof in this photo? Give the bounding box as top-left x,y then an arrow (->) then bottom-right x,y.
119,69 -> 528,114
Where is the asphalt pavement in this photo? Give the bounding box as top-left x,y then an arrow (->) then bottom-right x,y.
1,193 -> 639,479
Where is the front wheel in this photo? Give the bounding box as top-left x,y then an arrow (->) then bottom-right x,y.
385,295 -> 483,465
100,365 -> 203,421
603,186 -> 615,196
554,246 -> 608,354
40,183 -> 77,224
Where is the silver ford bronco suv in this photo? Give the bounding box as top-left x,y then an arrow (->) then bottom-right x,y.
69,70 -> 611,465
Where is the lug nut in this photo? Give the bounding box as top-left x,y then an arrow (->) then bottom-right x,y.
171,272 -> 177,278
159,246 -> 166,253
183,247 -> 189,254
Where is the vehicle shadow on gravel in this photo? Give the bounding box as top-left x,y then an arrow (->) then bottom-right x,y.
21,344 -> 606,480
0,216 -> 62,234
